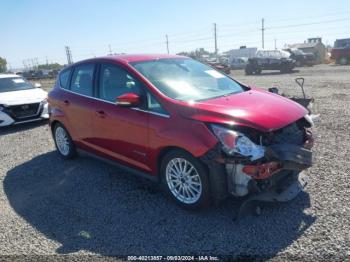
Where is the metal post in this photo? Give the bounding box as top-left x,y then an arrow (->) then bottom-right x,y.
261,18 -> 265,49
166,35 -> 169,54
214,23 -> 218,55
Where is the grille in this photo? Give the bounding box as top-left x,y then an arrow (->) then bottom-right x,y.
6,103 -> 41,119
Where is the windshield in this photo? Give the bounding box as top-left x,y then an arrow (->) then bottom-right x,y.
334,39 -> 350,48
130,58 -> 245,101
292,49 -> 304,55
0,77 -> 35,93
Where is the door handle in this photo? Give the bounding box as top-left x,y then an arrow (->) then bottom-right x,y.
63,100 -> 70,106
96,110 -> 106,118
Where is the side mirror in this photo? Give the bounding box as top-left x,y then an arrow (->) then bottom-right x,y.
34,83 -> 42,88
116,93 -> 141,107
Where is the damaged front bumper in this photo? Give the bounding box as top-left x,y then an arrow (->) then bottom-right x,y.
201,138 -> 313,218
236,171 -> 308,220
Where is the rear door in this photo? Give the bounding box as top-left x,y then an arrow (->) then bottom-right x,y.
60,63 -> 97,149
90,63 -> 151,172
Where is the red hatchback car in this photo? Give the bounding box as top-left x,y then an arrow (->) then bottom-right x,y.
48,54 -> 314,212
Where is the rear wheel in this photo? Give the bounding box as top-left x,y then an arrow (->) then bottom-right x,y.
339,57 -> 348,65
160,150 -> 210,209
53,123 -> 76,159
280,64 -> 292,73
255,67 -> 262,74
245,64 -> 254,75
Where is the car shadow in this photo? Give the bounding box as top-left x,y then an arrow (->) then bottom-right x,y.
0,120 -> 48,136
4,151 -> 316,256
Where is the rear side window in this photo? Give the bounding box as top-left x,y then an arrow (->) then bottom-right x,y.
59,69 -> 71,89
70,64 -> 95,96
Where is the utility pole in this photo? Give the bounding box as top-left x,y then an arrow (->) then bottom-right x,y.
46,56 -> 49,65
165,35 -> 169,54
214,23 -> 218,55
274,39 -> 277,50
261,18 -> 265,49
31,58 -> 35,70
65,46 -> 73,65
108,44 -> 113,55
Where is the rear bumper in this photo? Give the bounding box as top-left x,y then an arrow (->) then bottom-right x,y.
0,102 -> 49,127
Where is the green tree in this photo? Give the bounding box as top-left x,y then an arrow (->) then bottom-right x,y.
0,57 -> 7,73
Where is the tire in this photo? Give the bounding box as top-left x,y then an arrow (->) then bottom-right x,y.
245,65 -> 254,75
53,123 -> 76,159
160,149 -> 211,210
339,57 -> 348,65
295,60 -> 301,67
280,65 -> 290,73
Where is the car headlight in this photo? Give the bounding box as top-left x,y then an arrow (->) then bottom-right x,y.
210,124 -> 265,161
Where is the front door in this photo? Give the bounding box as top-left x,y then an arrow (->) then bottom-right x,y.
91,63 -> 150,173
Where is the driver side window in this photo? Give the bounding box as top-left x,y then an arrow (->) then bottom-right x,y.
99,64 -> 142,102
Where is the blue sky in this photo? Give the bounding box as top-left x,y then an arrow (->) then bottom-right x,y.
1,0 -> 350,68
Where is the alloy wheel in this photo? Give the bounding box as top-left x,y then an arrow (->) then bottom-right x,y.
165,158 -> 202,204
55,126 -> 70,156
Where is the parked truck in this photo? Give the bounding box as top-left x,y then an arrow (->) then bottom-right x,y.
245,49 -> 295,75
331,38 -> 350,65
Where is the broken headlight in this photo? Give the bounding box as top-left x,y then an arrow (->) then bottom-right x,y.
210,124 -> 265,161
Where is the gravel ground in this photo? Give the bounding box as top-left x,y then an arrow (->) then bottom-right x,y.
0,65 -> 349,261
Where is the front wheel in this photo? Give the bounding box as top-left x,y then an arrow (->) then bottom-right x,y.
160,150 -> 211,209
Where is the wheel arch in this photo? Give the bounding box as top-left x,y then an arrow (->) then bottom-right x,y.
50,120 -> 62,134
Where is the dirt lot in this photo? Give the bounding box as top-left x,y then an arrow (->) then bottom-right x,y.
0,65 -> 349,260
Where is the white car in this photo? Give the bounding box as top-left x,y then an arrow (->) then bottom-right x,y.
0,74 -> 49,126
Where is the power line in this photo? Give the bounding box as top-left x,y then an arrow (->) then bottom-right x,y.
268,10 -> 350,23
267,17 -> 350,30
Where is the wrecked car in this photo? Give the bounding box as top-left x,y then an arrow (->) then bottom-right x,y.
205,61 -> 231,74
48,54 -> 315,216
285,48 -> 315,67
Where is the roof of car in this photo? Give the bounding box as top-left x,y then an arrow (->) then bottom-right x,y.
0,74 -> 20,79
78,54 -> 187,64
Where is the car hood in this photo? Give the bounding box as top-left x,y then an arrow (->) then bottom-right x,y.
0,88 -> 47,106
177,88 -> 308,132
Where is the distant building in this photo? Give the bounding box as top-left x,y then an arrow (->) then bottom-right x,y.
288,37 -> 326,64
